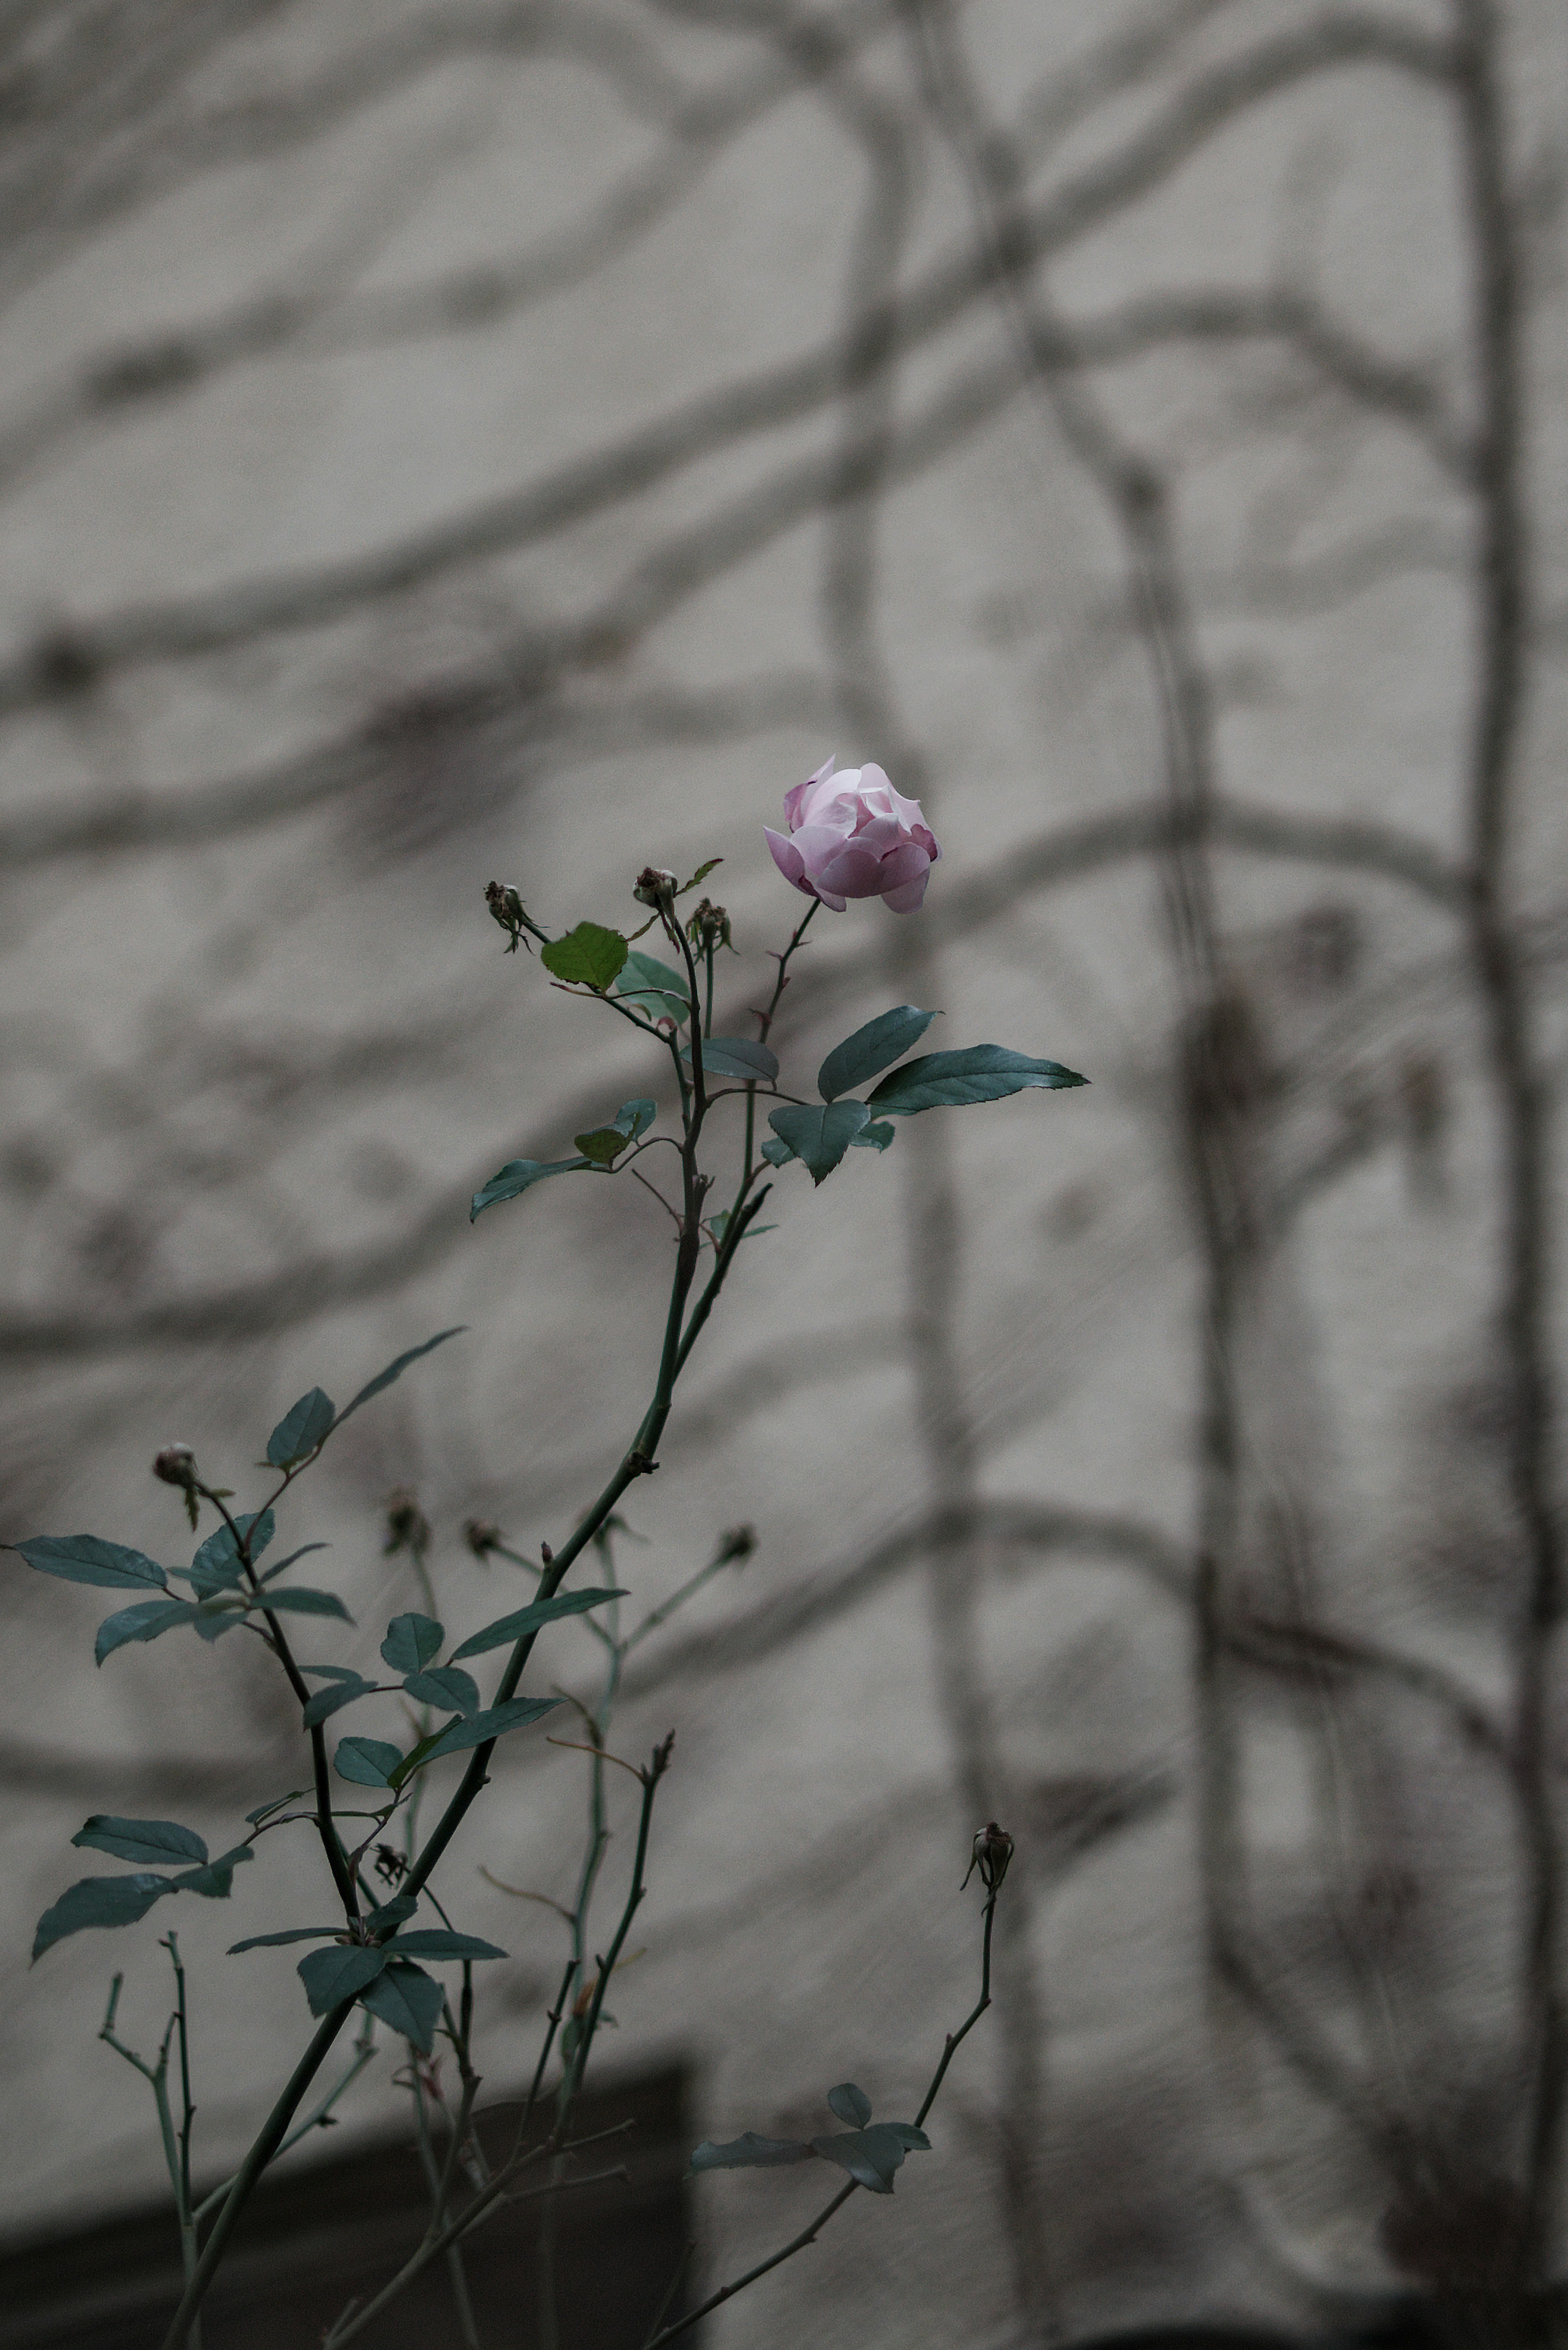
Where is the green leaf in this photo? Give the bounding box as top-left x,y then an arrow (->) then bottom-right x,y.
682,1037 -> 778,1084
385,1930 -> 506,1962
95,1598 -> 200,1664
471,1156 -> 590,1221
403,1666 -> 480,1717
255,1587 -> 352,1621
573,1098 -> 657,1168
817,1006 -> 938,1102
298,1943 -> 387,2016
299,1663 -> 361,1682
450,1587 -> 626,1662
265,1388 -> 336,1469
33,1873 -> 173,1959
334,1736 -> 404,1788
333,1327 -> 467,1429
540,922 -> 629,992
360,1960 -> 443,2053
173,1845 -> 253,1898
230,1926 -> 339,1951
675,856 -> 723,897
258,1543 -> 330,1585
381,1613 -> 443,1674
826,2082 -> 873,2128
393,1696 -> 560,1781
866,1045 -> 1088,1117
848,1119 -> 895,1153
617,952 -> 689,1024
302,1676 -> 374,1728
244,1790 -> 307,1825
18,1535 -> 166,1591
192,1603 -> 245,1644
810,2125 -> 921,2194
73,1817 -> 207,1868
760,1135 -> 794,1167
365,1895 -> 417,1935
690,2132 -> 815,2172
881,2122 -> 931,2151
191,1509 -> 275,1597
708,1211 -> 777,1245
766,1100 -> 869,1184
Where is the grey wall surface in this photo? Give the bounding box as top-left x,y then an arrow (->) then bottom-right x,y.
0,1 -> 1564,2344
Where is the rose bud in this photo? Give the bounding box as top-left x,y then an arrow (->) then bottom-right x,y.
484,880 -> 530,952
633,866 -> 678,910
765,754 -> 940,912
152,1443 -> 198,1489
464,1517 -> 504,1559
686,897 -> 732,951
383,1487 -> 431,1558
715,1524 -> 756,1564
961,1821 -> 1015,1893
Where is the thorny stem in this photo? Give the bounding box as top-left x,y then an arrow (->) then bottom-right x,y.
644,1883 -> 1001,2350
321,1752 -> 673,2349
198,1482 -> 359,1922
160,2005 -> 357,2350
160,898 -> 806,2346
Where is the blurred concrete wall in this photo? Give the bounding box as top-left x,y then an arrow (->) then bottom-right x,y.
0,1 -> 1564,2343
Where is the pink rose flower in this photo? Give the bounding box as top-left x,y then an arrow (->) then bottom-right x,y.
764,756 -> 940,913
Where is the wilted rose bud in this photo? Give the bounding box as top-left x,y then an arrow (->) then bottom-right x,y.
633,866 -> 678,911
962,1821 -> 1014,1894
715,1524 -> 756,1565
383,1487 -> 431,1559
464,1518 -> 503,1559
484,880 -> 530,954
153,1444 -> 198,1489
686,897 -> 732,951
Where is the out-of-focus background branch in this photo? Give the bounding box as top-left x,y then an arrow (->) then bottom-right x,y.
0,0 -> 1564,2343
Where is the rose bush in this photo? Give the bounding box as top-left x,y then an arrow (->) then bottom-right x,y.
764,754 -> 941,912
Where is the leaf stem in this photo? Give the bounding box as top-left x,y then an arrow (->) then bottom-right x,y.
644,1881 -> 1000,2350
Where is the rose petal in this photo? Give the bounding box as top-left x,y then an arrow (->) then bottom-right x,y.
880,867 -> 931,912
764,827 -> 808,888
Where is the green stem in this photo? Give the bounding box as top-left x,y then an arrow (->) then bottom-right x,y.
159,2003 -> 356,2350
644,1883 -> 999,2350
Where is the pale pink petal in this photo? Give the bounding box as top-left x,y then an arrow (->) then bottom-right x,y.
873,840 -> 929,892
790,820 -> 857,880
814,840 -> 889,898
880,868 -> 931,912
782,754 -> 836,831
764,827 -> 808,889
813,885 -> 848,911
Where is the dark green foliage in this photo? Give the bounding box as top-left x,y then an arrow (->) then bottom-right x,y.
381,1614 -> 443,1674
617,952 -> 689,1024
471,1155 -> 590,1220
333,1328 -> 466,1429
95,1598 -> 201,1663
18,1535 -> 166,1590
866,1045 -> 1087,1116
265,1389 -> 335,1469
360,1961 -> 444,2053
817,1007 -> 936,1101
297,1944 -> 387,2015
334,1736 -> 404,1788
682,1036 -> 778,1083
402,1666 -> 480,1717
690,2132 -> 815,2171
826,2082 -> 872,2128
72,1817 -> 207,1867
449,1587 -> 625,1661
766,1100 -> 869,1183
